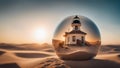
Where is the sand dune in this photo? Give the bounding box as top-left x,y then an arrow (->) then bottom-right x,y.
31,54 -> 120,68
33,58 -> 70,68
0,43 -> 52,51
58,51 -> 95,60
0,43 -> 120,68
99,45 -> 120,54
0,52 -> 24,64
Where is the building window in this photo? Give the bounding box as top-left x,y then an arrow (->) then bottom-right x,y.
75,26 -> 78,30
72,36 -> 76,42
68,37 -> 69,42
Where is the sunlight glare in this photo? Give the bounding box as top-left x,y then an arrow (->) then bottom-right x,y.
34,28 -> 47,42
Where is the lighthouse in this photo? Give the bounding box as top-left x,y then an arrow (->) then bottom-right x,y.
64,16 -> 87,46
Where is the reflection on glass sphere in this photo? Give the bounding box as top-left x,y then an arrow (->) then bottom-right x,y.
52,15 -> 101,60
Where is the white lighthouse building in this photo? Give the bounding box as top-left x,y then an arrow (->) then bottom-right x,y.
64,16 -> 87,46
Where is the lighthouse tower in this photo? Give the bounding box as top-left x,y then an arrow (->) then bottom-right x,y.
64,16 -> 87,46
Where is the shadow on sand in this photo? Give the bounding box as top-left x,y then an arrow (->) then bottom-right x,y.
0,63 -> 20,68
15,53 -> 51,58
0,51 -> 5,55
64,59 -> 120,68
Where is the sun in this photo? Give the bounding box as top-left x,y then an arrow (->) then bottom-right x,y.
34,28 -> 47,42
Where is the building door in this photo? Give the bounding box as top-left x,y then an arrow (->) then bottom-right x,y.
81,36 -> 84,44
77,39 -> 82,46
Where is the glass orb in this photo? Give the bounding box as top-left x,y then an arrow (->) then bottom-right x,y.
52,15 -> 101,60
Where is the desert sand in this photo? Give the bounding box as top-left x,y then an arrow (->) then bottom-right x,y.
0,43 -> 120,68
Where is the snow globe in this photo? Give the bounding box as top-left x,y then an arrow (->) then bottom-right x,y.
52,15 -> 101,60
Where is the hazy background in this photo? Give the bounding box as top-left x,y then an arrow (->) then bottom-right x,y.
0,0 -> 120,45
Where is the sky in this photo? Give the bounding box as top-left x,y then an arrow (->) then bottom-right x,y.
0,0 -> 120,45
